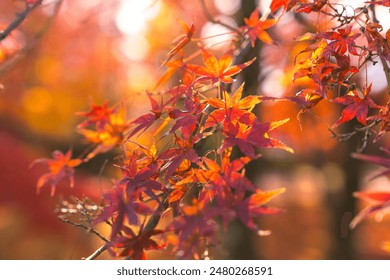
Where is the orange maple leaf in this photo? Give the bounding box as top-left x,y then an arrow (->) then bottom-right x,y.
350,190 -> 390,229
78,102 -> 129,159
204,83 -> 261,129
242,9 -> 276,47
185,49 -> 256,84
162,21 -> 195,67
32,150 -> 82,196
237,187 -> 286,231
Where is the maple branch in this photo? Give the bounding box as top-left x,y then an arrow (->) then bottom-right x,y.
59,217 -> 110,243
199,0 -> 240,33
329,121 -> 379,152
0,0 -> 62,75
143,193 -> 169,233
84,244 -> 109,260
0,1 -> 42,42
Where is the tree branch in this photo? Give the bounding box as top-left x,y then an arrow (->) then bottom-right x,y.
84,244 -> 109,260
0,1 -> 42,42
59,217 -> 110,243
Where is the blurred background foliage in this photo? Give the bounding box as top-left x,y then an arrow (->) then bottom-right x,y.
0,0 -> 390,259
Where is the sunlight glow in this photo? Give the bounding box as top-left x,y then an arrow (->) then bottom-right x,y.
362,62 -> 388,93
115,0 -> 161,35
119,34 -> 150,61
200,16 -> 237,49
261,69 -> 287,98
214,0 -> 241,15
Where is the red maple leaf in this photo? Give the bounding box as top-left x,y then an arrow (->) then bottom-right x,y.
185,49 -> 256,84
270,0 -> 304,12
270,0 -> 290,12
352,148 -> 390,180
332,84 -> 380,128
367,101 -> 390,141
236,188 -> 285,231
220,117 -> 293,158
363,23 -> 390,63
110,225 -> 164,260
76,100 -> 115,130
177,149 -> 255,204
162,21 -> 195,67
77,101 -> 129,159
128,92 -> 163,138
117,152 -> 162,202
242,9 -> 276,47
350,190 -> 390,229
94,184 -> 154,239
167,95 -> 205,139
159,135 -> 199,180
169,199 -> 218,259
320,27 -> 361,56
296,0 -> 327,13
31,150 -> 82,196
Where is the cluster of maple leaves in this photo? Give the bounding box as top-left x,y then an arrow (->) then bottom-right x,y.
33,0 -> 390,259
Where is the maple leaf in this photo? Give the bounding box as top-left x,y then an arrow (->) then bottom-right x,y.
76,100 -> 115,130
154,58 -> 184,90
167,95 -> 205,139
363,23 -> 390,63
367,101 -> 390,141
242,9 -> 276,47
332,84 -> 380,128
169,199 -> 218,259
159,135 -> 199,180
270,0 -> 289,12
220,117 -> 293,158
236,188 -> 285,232
127,93 -> 163,138
78,102 -> 129,159
94,184 -> 154,239
110,225 -> 164,260
31,150 -> 82,196
185,49 -> 256,84
177,149 -> 255,204
296,0 -> 327,13
352,148 -> 390,180
204,83 -> 261,129
117,151 -> 162,202
332,54 -> 359,84
350,191 -> 390,229
320,27 -> 361,56
162,21 -> 195,67
270,0 -> 304,12
290,89 -> 324,109
294,39 -> 338,91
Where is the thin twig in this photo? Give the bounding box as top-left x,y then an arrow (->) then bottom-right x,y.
84,244 -> 109,260
59,217 -> 110,243
0,0 -> 63,75
0,1 -> 42,42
